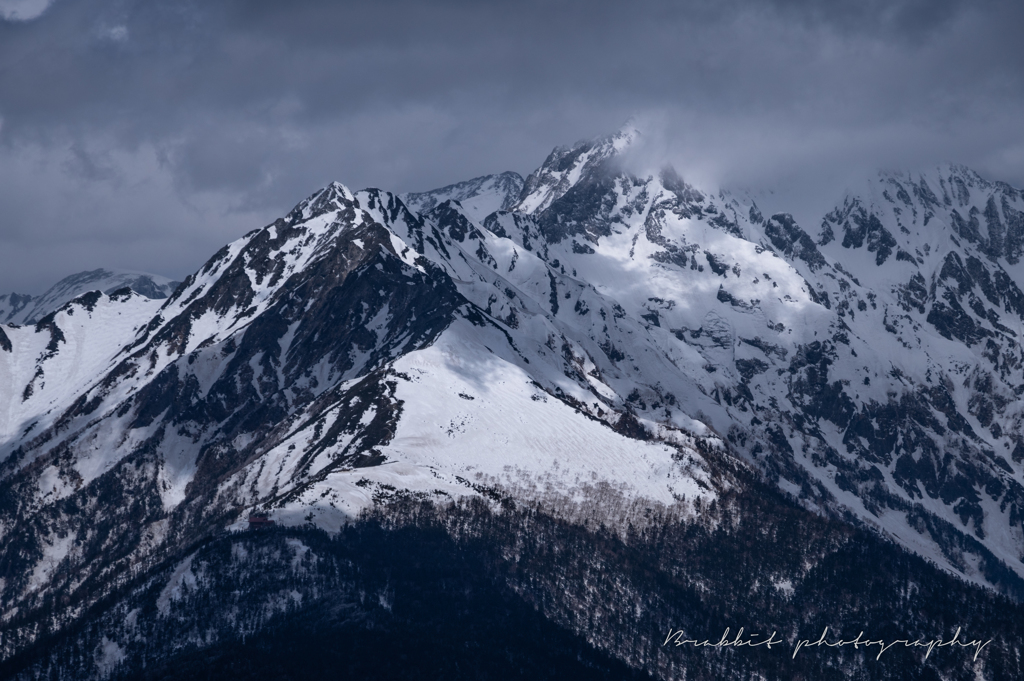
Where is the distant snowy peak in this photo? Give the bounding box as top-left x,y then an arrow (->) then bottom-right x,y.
1,269 -> 181,325
0,292 -> 35,325
400,122 -> 642,223
401,171 -> 524,223
514,124 -> 640,215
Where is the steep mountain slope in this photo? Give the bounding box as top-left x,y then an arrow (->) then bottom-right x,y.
2,127 -> 1024,679
479,135 -> 1024,595
0,289 -> 162,456
0,269 -> 181,325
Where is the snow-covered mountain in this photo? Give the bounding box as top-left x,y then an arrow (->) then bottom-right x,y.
400,171 -> 524,223
2,127 -> 1024,680
0,269 -> 181,325
489,144 -> 1024,594
0,292 -> 34,325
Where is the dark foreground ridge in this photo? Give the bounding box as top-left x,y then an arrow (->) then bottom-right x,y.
4,465 -> 1023,681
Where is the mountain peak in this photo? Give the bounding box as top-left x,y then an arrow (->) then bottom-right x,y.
1,269 -> 180,325
513,124 -> 641,215
287,182 -> 357,223
401,172 -> 524,223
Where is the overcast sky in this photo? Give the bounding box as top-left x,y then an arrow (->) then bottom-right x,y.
1,0 -> 1022,294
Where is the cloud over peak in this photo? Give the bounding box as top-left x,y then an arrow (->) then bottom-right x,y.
0,0 -> 1021,292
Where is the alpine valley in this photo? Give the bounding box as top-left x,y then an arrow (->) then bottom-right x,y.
2,126 -> 1024,680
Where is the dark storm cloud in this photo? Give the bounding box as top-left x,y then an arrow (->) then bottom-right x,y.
0,0 -> 1022,292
